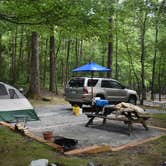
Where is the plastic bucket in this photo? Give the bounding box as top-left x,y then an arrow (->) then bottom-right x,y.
72,106 -> 81,116
43,131 -> 53,141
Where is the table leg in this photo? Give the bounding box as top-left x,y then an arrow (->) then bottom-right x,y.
102,117 -> 107,125
128,122 -> 133,135
141,121 -> 148,130
85,117 -> 95,127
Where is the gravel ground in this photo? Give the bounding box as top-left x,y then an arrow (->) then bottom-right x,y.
144,100 -> 166,109
26,104 -> 166,148
145,109 -> 166,114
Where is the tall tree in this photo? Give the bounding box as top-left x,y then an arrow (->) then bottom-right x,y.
65,40 -> 71,86
49,28 -> 55,92
0,34 -> 2,70
107,17 -> 113,78
139,0 -> 148,105
42,39 -> 48,87
17,26 -> 24,81
151,1 -> 162,100
28,32 -> 40,99
75,38 -> 79,68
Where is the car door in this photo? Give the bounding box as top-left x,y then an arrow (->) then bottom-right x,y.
101,80 -> 127,102
109,81 -> 127,101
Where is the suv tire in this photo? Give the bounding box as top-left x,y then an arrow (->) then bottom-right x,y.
128,96 -> 137,105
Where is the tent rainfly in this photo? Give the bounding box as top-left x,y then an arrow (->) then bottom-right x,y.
0,82 -> 39,122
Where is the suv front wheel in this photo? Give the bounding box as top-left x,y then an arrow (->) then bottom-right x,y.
128,96 -> 137,105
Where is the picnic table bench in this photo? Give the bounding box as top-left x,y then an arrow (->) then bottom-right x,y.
85,103 -> 150,135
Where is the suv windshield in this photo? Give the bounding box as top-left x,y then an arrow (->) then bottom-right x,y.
87,79 -> 98,87
68,78 -> 84,87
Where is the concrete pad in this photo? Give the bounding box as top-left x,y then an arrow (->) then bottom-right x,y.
27,104 -> 166,148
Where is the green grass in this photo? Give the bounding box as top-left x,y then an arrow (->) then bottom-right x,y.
139,104 -> 166,111
0,127 -> 88,166
151,113 -> 166,120
147,113 -> 166,128
30,96 -> 67,106
0,126 -> 166,166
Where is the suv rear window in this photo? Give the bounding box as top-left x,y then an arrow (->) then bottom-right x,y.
68,78 -> 84,87
87,79 -> 98,87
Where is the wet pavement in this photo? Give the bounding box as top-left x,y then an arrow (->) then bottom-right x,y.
26,104 -> 166,148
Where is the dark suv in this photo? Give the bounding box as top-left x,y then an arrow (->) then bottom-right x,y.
65,77 -> 138,106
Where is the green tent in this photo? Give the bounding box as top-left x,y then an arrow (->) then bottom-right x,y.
0,82 -> 39,122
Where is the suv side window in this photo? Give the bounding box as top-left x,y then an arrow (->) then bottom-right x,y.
110,81 -> 123,89
87,79 -> 98,87
101,80 -> 112,88
101,80 -> 123,89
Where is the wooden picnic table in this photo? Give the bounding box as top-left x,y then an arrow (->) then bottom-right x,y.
85,104 -> 150,135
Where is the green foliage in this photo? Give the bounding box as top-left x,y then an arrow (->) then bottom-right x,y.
0,0 -> 165,96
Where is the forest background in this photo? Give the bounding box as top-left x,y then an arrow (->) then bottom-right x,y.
0,0 -> 165,105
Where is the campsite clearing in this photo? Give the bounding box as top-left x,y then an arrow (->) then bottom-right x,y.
26,104 -> 166,151
0,104 -> 166,165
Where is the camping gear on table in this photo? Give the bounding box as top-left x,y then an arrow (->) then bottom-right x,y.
85,102 -> 150,135
95,99 -> 109,107
0,82 -> 39,122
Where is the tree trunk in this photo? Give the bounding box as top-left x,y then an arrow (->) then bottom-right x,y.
17,26 -> 24,80
151,17 -> 159,101
26,31 -> 31,84
128,62 -> 132,88
74,38 -> 79,77
80,40 -> 83,61
0,33 -> 3,80
11,28 -> 18,84
75,38 -> 78,67
125,39 -> 141,99
10,34 -> 15,83
115,18 -> 118,80
61,59 -> 64,86
43,39 -> 48,87
158,55 -> 161,101
100,44 -> 106,78
65,40 -> 71,86
140,12 -> 147,105
54,39 -> 61,95
28,32 -> 40,99
0,34 -> 2,68
107,17 -> 113,78
151,1 -> 162,100
49,31 -> 55,92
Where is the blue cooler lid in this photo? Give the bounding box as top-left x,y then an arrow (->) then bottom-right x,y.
95,99 -> 109,107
